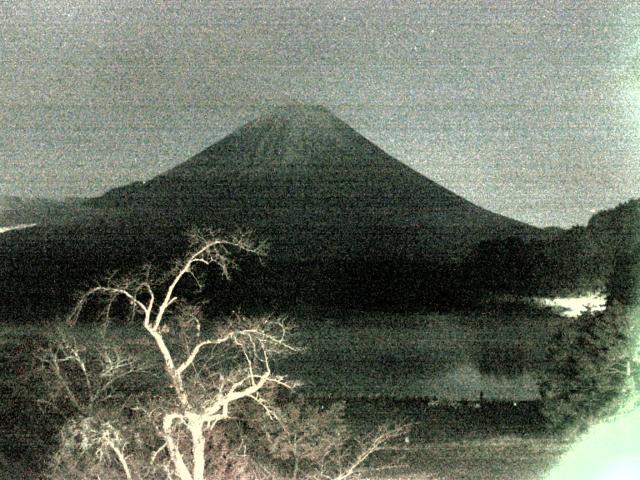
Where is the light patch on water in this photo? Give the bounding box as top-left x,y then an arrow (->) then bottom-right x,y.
415,363 -> 540,401
301,361 -> 541,401
0,223 -> 36,234
536,292 -> 607,318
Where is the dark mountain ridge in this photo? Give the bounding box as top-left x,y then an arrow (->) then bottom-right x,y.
87,105 -> 537,262
0,196 -> 87,227
1,105 -> 544,315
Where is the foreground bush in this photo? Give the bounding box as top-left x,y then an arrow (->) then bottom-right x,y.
538,303 -> 637,433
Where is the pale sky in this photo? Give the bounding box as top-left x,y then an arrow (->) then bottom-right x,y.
1,1 -> 639,227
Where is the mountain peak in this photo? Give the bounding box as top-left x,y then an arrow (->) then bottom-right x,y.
260,103 -> 333,119
243,104 -> 346,137
89,107 -> 539,261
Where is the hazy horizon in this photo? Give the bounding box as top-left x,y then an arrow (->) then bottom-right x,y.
2,1 -> 639,228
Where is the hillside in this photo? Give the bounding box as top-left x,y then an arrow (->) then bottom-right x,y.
464,198 -> 640,296
0,105 -> 541,314
0,196 -> 88,227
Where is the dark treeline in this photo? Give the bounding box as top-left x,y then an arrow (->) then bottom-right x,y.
0,254 -> 476,321
200,257 -> 479,313
536,203 -> 640,432
464,198 -> 640,297
1,199 -> 637,322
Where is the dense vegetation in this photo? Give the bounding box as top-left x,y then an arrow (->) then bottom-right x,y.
538,305 -> 635,432
537,213 -> 640,432
465,198 -> 640,297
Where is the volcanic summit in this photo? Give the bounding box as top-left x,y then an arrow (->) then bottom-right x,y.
0,105 -> 539,311
89,105 -> 536,261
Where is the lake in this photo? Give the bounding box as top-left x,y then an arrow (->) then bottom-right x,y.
278,309 -> 563,401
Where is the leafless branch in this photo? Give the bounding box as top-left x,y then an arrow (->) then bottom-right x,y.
331,424 -> 410,480
46,230 -> 316,480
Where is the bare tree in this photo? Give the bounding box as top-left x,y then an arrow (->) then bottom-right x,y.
264,399 -> 408,480
40,229 -> 404,480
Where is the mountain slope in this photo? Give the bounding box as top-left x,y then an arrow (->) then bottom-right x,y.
0,196 -> 89,227
88,105 -> 537,262
1,105 -> 541,314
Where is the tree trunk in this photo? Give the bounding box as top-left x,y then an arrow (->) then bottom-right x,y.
292,436 -> 299,480
188,415 -> 206,480
163,415 -> 193,480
